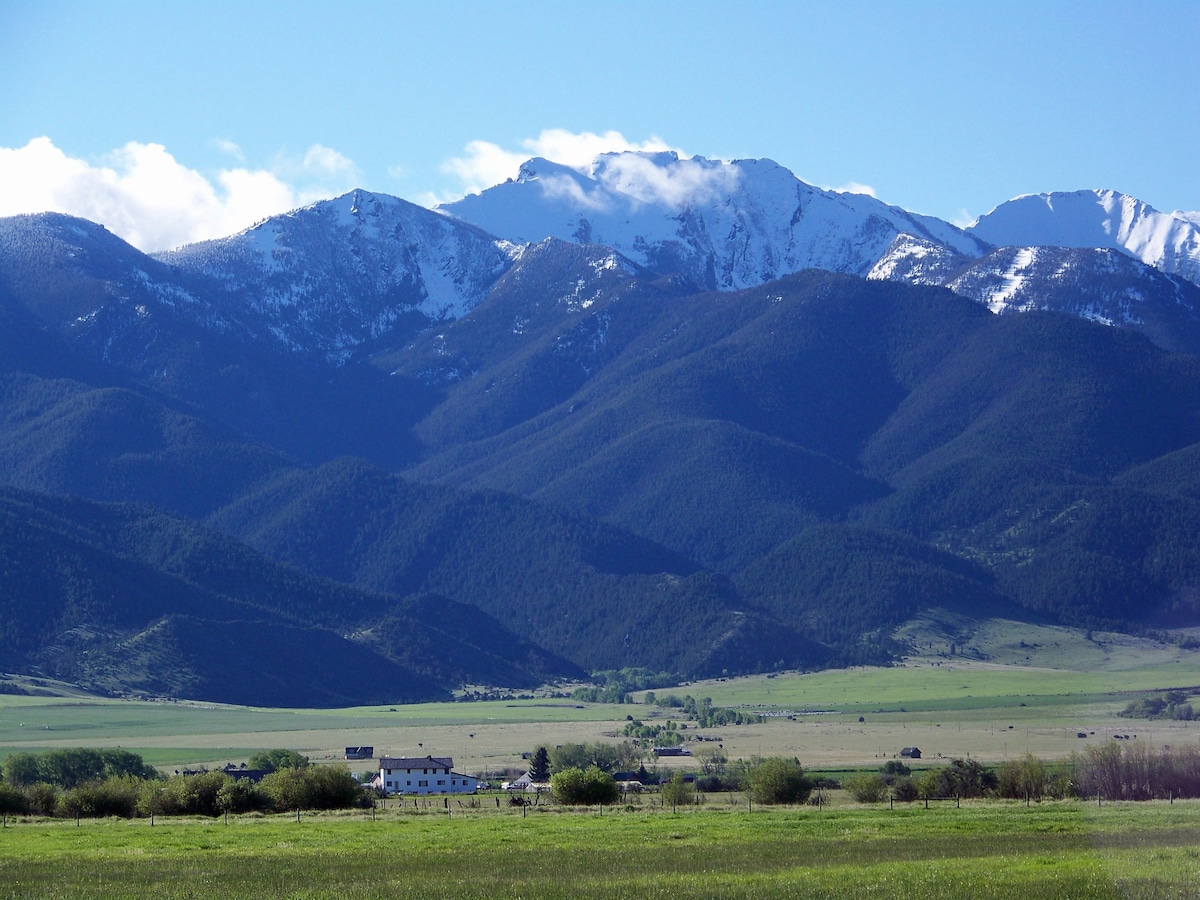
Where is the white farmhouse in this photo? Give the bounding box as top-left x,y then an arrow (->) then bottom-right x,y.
372,755 -> 478,796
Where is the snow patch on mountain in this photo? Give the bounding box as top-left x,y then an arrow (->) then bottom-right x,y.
156,190 -> 517,359
969,190 -> 1200,287
867,234 -> 969,285
442,152 -> 989,291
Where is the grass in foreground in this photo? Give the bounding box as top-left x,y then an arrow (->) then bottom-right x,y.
2,800 -> 1199,898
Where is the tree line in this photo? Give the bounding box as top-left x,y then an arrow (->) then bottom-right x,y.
0,748 -> 372,818
844,744 -> 1200,803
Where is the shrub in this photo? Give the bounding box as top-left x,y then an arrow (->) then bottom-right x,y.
919,758 -> 996,799
216,779 -> 268,814
261,767 -> 314,811
0,781 -> 27,815
891,777 -> 919,802
256,764 -> 368,812
745,758 -> 812,805
845,773 -> 888,803
62,775 -> 141,818
551,766 -> 619,806
303,765 -> 371,810
996,753 -> 1049,800
695,774 -> 739,793
661,773 -> 696,810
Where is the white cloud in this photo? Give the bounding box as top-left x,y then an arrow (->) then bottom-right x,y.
440,139 -> 529,199
0,137 -> 357,252
951,208 -> 976,229
437,129 -> 680,203
591,153 -> 740,209
301,144 -> 357,179
537,173 -> 614,213
213,138 -> 244,161
831,181 -> 878,198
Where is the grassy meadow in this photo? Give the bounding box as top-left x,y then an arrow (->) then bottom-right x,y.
3,800 -> 1200,898
2,618 -> 1200,897
1,618 -> 1199,775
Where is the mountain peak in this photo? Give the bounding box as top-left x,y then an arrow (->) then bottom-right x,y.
970,189 -> 1200,286
442,150 -> 984,290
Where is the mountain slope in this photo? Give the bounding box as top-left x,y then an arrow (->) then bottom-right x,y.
0,486 -> 582,704
404,272 -> 990,571
387,268 -> 1200,637
155,190 -> 517,360
204,456 -> 831,676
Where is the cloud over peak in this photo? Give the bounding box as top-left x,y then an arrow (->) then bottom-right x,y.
0,137 -> 356,252
437,129 -> 680,202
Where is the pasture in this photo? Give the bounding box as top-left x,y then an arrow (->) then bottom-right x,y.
1,618 -> 1198,776
2,800 -> 1199,898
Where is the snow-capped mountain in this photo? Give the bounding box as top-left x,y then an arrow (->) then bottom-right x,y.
441,152 -> 989,290
868,233 -> 1200,355
969,190 -> 1200,288
156,190 -> 517,360
7,160 -> 1200,367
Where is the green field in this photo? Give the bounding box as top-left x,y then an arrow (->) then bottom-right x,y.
2,618 -> 1198,775
2,801 -> 1199,898
3,621 -> 1200,897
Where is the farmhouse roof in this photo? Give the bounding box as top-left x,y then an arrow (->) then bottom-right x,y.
379,755 -> 454,769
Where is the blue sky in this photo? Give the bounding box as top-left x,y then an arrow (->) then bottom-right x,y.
2,1 -> 1197,251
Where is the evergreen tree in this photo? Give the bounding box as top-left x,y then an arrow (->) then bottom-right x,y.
529,746 -> 551,782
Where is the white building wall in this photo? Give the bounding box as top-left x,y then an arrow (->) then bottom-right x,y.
379,765 -> 478,795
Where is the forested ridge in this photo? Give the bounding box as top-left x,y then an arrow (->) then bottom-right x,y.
3,219 -> 1200,703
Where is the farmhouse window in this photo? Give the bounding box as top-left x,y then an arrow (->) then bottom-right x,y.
419,780 -> 428,787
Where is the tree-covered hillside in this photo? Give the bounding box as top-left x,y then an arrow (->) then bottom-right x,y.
4,220 -> 1200,703
0,487 -> 583,704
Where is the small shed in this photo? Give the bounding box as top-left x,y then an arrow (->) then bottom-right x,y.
900,746 -> 922,759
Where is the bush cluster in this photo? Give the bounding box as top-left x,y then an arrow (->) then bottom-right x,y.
0,749 -> 370,819
1119,691 -> 1196,721
1072,742 -> 1200,800
550,766 -> 619,806
744,757 -> 813,805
